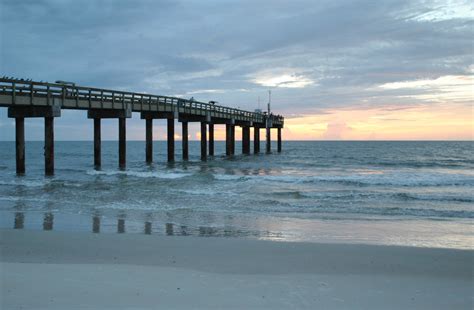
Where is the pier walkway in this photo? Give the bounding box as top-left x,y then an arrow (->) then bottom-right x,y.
0,78 -> 284,175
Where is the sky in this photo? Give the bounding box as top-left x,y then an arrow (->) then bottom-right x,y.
0,0 -> 473,141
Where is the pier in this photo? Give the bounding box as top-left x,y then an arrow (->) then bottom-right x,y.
0,78 -> 284,175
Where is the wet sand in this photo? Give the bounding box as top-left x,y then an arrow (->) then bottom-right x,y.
1,229 -> 472,309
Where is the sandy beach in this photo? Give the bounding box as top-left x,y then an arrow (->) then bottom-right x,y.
1,229 -> 472,309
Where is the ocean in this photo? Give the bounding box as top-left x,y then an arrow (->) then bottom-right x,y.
0,141 -> 472,249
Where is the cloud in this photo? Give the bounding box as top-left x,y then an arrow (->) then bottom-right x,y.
322,122 -> 353,140
253,73 -> 314,88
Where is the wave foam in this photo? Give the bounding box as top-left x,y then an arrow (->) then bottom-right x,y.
86,170 -> 192,179
0,179 -> 49,188
211,171 -> 474,187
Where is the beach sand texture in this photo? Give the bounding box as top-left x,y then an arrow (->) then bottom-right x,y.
1,229 -> 472,309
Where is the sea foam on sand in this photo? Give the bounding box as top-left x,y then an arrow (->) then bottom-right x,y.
1,229 -> 472,309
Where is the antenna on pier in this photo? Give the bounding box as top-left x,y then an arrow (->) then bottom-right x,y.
267,90 -> 271,115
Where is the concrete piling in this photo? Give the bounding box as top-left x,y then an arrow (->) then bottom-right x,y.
145,118 -> 153,163
266,127 -> 271,154
118,118 -> 126,169
167,118 -> 174,162
254,127 -> 260,154
182,121 -> 189,160
242,126 -> 250,154
208,123 -> 214,156
44,117 -> 54,175
15,117 -> 25,174
231,125 -> 235,155
201,122 -> 207,161
94,118 -> 101,168
226,124 -> 232,156
277,127 -> 282,152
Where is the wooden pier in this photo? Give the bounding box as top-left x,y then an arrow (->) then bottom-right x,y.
0,78 -> 284,175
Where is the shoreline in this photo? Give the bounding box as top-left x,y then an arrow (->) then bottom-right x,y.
1,229 -> 472,309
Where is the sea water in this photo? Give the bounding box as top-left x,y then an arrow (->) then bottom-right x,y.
0,141 -> 472,249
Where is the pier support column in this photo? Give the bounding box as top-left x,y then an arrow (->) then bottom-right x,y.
9,106 -> 61,176
44,117 -> 54,176
208,123 -> 214,156
15,117 -> 25,175
145,118 -> 153,164
201,122 -> 207,161
167,118 -> 174,162
94,118 -> 101,168
118,118 -> 126,169
253,127 -> 260,154
277,127 -> 282,152
231,125 -> 235,155
182,121 -> 189,160
89,109 -> 131,170
266,127 -> 271,154
242,126 -> 250,154
226,124 -> 231,156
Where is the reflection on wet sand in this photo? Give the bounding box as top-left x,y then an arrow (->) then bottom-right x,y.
166,223 -> 174,236
144,221 -> 152,235
10,212 -> 282,240
92,216 -> 100,233
43,213 -> 54,231
14,212 -> 24,229
117,219 -> 125,234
